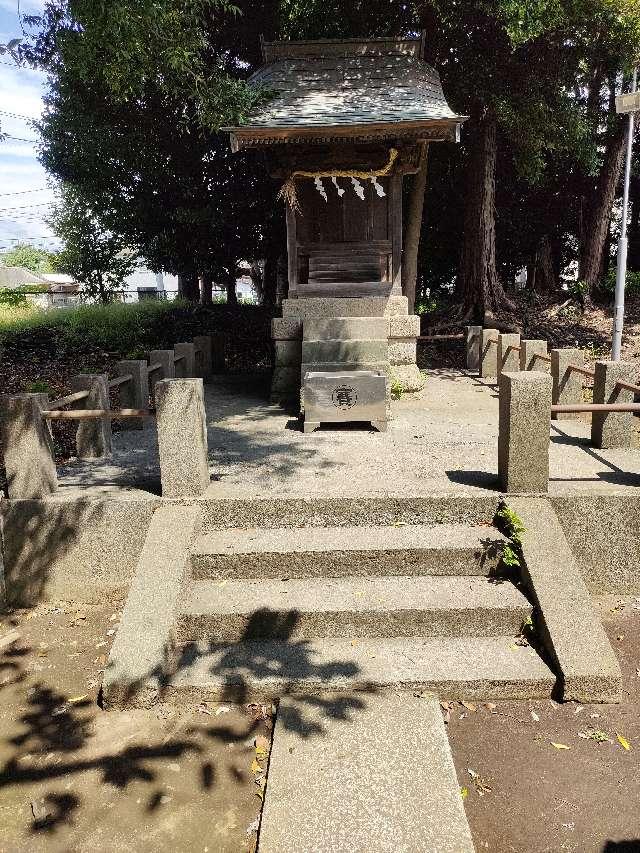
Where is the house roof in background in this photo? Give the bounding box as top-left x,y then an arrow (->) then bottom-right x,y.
0,266 -> 50,289
226,36 -> 463,150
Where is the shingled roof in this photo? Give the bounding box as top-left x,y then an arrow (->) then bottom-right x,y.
227,37 -> 464,151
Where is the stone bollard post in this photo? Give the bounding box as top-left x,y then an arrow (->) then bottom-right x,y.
148,350 -> 175,403
174,342 -> 196,378
0,393 -> 57,498
116,360 -> 149,431
520,340 -> 548,372
480,328 -> 499,378
193,335 -> 213,379
155,378 -> 210,497
465,325 -> 482,372
591,360 -> 637,449
550,348 -> 583,421
71,374 -> 112,459
498,333 -> 521,376
211,333 -> 226,372
498,371 -> 552,493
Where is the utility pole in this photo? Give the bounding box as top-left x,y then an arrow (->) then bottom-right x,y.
612,68 -> 638,360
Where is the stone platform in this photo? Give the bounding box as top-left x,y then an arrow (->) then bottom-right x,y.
53,370 -> 640,501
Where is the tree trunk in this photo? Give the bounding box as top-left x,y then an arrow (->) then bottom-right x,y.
533,235 -> 557,292
200,272 -> 213,306
402,142 -> 429,314
458,105 -> 515,323
578,117 -> 628,291
178,272 -> 199,301
225,262 -> 238,306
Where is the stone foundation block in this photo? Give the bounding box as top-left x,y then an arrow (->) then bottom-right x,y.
116,360 -> 149,430
275,340 -> 302,367
282,296 -> 408,319
550,348 -> 583,420
72,374 -> 112,459
155,379 -> 210,497
0,393 -> 57,499
591,360 -> 636,449
388,339 -> 417,366
498,371 -> 552,493
389,315 -> 420,338
390,364 -> 425,392
480,329 -> 499,378
520,340 -> 548,372
498,333 -> 521,376
149,350 -> 176,402
272,317 -> 302,340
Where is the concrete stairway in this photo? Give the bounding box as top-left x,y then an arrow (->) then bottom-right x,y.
165,521 -> 555,703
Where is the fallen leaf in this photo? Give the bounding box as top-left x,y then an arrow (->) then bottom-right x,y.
460,787 -> 468,800
255,735 -> 270,751
484,702 -> 496,711
69,694 -> 89,705
215,706 -> 231,716
246,818 -> 260,836
577,729 -> 611,743
461,701 -> 477,712
250,758 -> 263,774
551,742 -> 571,750
616,733 -> 631,751
197,704 -> 213,716
0,630 -> 20,650
531,711 -> 540,722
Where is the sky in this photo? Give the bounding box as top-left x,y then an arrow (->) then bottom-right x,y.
0,0 -> 58,254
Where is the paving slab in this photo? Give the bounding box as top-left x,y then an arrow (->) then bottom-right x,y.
178,575 -> 532,641
166,635 -> 555,702
191,522 -> 507,578
102,504 -> 201,708
508,497 -> 622,702
258,693 -> 474,853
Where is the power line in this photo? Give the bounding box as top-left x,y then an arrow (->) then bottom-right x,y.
0,187 -> 49,196
2,133 -> 39,143
0,202 -> 51,211
0,108 -> 37,120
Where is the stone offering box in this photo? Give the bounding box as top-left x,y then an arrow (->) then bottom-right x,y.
303,370 -> 388,433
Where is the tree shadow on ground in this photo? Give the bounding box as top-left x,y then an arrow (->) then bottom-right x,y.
550,425 -> 640,487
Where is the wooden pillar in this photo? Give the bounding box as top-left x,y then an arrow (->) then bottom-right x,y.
390,173 -> 403,296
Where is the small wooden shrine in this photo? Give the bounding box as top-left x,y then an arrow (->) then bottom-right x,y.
226,35 -> 463,403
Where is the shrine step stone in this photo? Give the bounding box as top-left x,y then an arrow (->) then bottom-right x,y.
303,316 -> 390,340
165,635 -> 555,703
176,575 -> 532,643
302,339 -> 389,363
190,523 -> 508,580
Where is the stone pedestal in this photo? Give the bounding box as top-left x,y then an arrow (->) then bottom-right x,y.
72,374 -> 112,459
149,350 -> 176,403
271,296 -> 423,403
116,360 -> 149,430
0,393 -> 57,498
550,348 -> 583,421
465,326 -> 482,371
155,378 -> 210,497
174,342 -> 196,378
193,335 -> 213,379
520,340 -> 548,372
480,329 -> 499,378
498,333 -> 521,376
303,370 -> 388,433
591,360 -> 636,449
498,371 -> 552,493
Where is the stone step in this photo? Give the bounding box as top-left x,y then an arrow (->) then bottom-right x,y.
190,523 -> 507,580
303,316 -> 390,341
176,575 -> 532,642
258,693 -> 475,853
165,635 -> 555,703
302,339 -> 389,363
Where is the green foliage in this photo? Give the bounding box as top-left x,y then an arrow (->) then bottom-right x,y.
568,279 -> 590,300
48,185 -> 137,303
0,243 -> 57,274
501,544 -> 521,568
390,377 -> 405,400
602,268 -> 640,294
496,504 -> 526,544
27,380 -> 52,393
0,290 -> 28,307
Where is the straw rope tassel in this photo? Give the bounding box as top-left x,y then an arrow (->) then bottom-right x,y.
277,148 -> 399,211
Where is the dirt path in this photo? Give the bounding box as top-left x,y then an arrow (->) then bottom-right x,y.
0,601 -> 269,853
447,601 -> 640,853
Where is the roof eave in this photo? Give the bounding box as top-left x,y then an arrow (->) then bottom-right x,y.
225,116 -> 468,152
